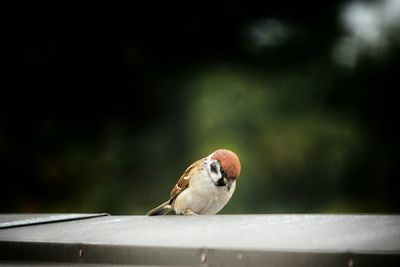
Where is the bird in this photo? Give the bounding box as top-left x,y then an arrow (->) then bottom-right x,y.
146,149 -> 241,216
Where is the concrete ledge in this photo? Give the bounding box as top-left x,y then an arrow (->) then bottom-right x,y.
0,214 -> 399,266
0,214 -> 109,229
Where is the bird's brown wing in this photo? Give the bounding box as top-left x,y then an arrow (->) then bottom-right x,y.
169,158 -> 205,203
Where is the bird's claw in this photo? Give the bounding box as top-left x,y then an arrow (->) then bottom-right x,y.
184,209 -> 198,216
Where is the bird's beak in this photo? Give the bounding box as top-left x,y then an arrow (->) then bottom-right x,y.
226,178 -> 233,192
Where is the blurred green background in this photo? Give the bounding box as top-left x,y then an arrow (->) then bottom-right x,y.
1,1 -> 399,214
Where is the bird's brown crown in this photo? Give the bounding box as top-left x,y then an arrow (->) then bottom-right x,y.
211,149 -> 241,179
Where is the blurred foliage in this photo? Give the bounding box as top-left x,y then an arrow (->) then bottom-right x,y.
1,1 -> 399,214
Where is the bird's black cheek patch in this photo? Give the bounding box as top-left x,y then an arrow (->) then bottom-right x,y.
210,162 -> 218,174
216,177 -> 226,187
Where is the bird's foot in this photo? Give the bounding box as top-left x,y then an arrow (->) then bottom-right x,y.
184,209 -> 198,216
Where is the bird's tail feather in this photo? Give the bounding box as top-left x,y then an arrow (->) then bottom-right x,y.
146,200 -> 172,216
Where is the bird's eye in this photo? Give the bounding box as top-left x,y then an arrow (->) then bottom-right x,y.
210,162 -> 218,174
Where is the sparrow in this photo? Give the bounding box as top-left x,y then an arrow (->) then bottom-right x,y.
146,149 -> 241,216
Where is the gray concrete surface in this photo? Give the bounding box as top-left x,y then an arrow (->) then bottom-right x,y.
0,214 -> 399,266
0,214 -> 108,229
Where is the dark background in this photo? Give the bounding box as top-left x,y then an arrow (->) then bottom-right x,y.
1,1 -> 399,214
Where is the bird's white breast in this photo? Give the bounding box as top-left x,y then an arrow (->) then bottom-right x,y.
173,168 -> 236,215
